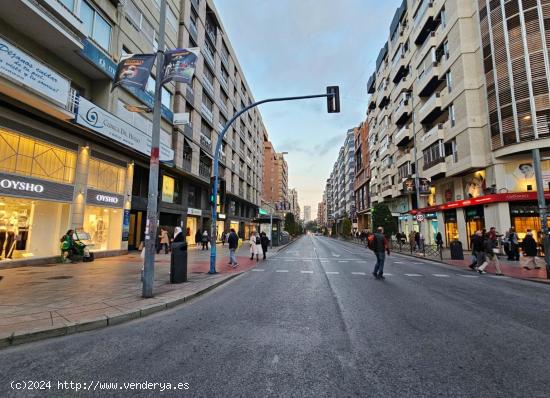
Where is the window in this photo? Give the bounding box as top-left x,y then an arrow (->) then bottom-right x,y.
60,0 -> 75,12
166,6 -> 178,32
0,129 -> 76,184
446,70 -> 453,91
202,94 -> 213,112
423,140 -> 445,168
87,158 -> 126,195
449,103 -> 456,127
161,88 -> 172,110
81,1 -> 112,51
443,40 -> 450,60
204,65 -> 214,85
125,1 -> 156,49
444,139 -> 458,163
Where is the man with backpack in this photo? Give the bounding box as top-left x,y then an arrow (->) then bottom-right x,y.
368,227 -> 390,279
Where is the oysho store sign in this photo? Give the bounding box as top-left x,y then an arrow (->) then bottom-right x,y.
0,172 -> 74,201
76,97 -> 174,162
86,189 -> 124,208
0,36 -> 70,106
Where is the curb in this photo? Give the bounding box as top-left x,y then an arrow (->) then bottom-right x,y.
0,273 -> 242,349
330,237 -> 550,285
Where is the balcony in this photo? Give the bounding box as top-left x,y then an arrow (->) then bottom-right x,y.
202,47 -> 215,70
412,0 -> 437,45
200,133 -> 212,152
183,122 -> 193,140
418,92 -> 442,124
182,152 -> 192,172
217,122 -> 224,133
421,123 -> 445,147
218,99 -> 228,117
395,125 -> 411,146
200,103 -> 213,124
423,156 -> 446,176
220,51 -> 229,68
417,58 -> 440,97
199,162 -> 211,179
394,93 -> 411,125
220,75 -> 229,92
202,75 -> 215,98
381,184 -> 393,198
191,0 -> 200,12
395,150 -> 412,167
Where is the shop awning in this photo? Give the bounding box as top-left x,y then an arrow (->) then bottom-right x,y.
409,191 -> 550,215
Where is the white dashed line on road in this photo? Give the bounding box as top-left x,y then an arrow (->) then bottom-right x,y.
405,274 -> 423,277
393,261 -> 405,264
300,270 -> 314,274
433,274 -> 450,277
252,269 -> 265,272
338,260 -> 349,263
351,272 -> 366,275
383,273 -> 393,276
488,275 -> 510,279
276,270 -> 289,273
459,274 -> 479,278
325,271 -> 339,275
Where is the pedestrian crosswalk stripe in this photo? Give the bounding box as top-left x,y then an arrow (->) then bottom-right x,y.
383,273 -> 393,276
252,269 -> 265,272
351,272 -> 366,275
326,271 -> 339,275
405,273 -> 423,277
488,275 -> 510,279
433,274 -> 449,277
276,270 -> 289,273
394,261 -> 405,264
459,274 -> 479,278
300,270 -> 313,274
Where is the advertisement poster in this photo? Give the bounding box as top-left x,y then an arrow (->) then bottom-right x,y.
122,209 -> 130,242
161,48 -> 199,85
112,54 -> 156,91
504,160 -> 550,192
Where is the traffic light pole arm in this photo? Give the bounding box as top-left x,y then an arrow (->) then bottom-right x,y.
209,93 -> 334,274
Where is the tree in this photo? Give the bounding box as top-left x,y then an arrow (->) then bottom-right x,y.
341,217 -> 352,237
331,223 -> 336,237
284,212 -> 296,235
372,203 -> 397,237
305,221 -> 318,232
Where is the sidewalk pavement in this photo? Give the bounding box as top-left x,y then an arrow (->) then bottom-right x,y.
0,241 -> 290,348
341,238 -> 549,283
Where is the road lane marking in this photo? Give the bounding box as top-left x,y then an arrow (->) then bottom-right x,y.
383,273 -> 393,276
351,272 -> 366,275
488,275 -> 510,279
405,274 -> 423,277
276,270 -> 289,273
252,269 -> 265,272
331,253 -> 341,257
459,274 -> 479,278
338,260 -> 349,263
433,274 -> 450,277
326,271 -> 339,275
301,270 -> 313,274
393,261 -> 405,264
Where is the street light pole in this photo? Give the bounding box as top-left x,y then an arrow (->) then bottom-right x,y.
142,0 -> 167,298
532,148 -> 550,278
209,92 -> 335,274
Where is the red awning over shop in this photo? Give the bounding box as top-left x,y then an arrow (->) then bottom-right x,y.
409,191 -> 550,215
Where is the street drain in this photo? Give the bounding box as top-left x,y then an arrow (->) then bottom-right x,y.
46,276 -> 73,280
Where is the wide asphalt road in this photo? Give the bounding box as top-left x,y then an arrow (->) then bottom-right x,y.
1,235 -> 550,397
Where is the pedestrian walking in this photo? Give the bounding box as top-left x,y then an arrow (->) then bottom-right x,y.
227,228 -> 239,268
195,229 -> 202,249
414,231 -> 420,252
409,231 -> 416,252
508,227 -> 520,261
477,232 -> 504,275
369,226 -> 390,279
172,227 -> 185,243
521,230 -> 541,270
435,232 -> 443,251
469,230 -> 484,270
260,232 -> 270,260
249,231 -> 260,261
201,230 -> 210,250
157,228 -> 170,254
221,231 -> 227,246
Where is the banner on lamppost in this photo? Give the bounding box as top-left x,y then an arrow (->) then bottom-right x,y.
161,48 -> 199,85
112,54 -> 156,91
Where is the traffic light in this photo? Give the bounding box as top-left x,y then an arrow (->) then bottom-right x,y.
209,176 -> 216,206
209,176 -> 226,210
326,86 -> 340,113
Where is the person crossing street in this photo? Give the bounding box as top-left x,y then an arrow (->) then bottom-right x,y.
369,226 -> 390,279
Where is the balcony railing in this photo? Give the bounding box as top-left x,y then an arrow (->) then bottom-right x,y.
202,47 -> 215,69
200,133 -> 212,152
218,99 -> 228,116
182,153 -> 192,172
418,92 -> 441,122
199,162 -> 211,178
421,123 -> 444,143
414,0 -> 433,26
185,85 -> 194,105
191,0 -> 199,11
66,88 -> 79,113
202,75 -> 215,97
200,103 -> 213,124
239,187 -> 244,197
189,20 -> 198,40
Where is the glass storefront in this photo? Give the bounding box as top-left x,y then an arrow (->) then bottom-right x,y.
510,202 -> 550,242
465,206 -> 485,249
216,220 -> 225,242
82,206 -> 123,251
444,210 -> 459,245
0,196 -> 70,259
186,216 -> 199,244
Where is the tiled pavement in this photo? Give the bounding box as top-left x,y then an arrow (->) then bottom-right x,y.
0,242 -> 286,347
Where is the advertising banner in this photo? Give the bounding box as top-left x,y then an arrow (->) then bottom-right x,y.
0,36 -> 70,106
161,48 -> 199,85
112,54 -> 156,91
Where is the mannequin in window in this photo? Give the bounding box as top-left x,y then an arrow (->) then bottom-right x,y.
0,211 -> 6,259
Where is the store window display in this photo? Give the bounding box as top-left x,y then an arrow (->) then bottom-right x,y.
0,197 -> 69,260
82,206 -> 122,251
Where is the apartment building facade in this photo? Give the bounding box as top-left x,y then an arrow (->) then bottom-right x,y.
303,205 -> 311,222
354,121 -> 370,230
317,201 -> 326,226
366,0 -> 550,248
262,139 -> 288,217
0,0 -> 266,263
288,188 -> 300,221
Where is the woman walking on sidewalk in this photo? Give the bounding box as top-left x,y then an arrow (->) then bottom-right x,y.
521,230 -> 541,270
477,234 -> 504,275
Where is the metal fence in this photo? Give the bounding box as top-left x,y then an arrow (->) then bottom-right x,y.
389,241 -> 443,260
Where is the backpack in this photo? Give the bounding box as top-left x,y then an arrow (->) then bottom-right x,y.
256,236 -> 261,245
367,234 -> 376,250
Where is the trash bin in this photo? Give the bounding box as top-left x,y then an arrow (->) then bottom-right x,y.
449,240 -> 464,260
170,242 -> 188,283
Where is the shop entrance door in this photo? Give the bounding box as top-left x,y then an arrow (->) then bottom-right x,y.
466,219 -> 485,249
128,211 -> 144,250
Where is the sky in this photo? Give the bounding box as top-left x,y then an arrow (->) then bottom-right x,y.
215,0 -> 401,214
